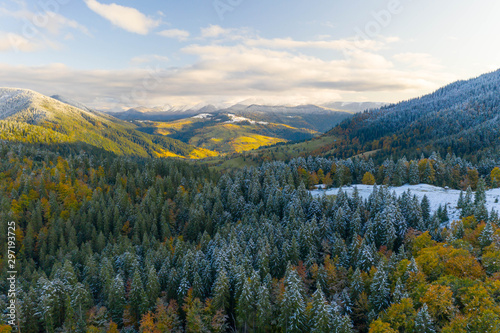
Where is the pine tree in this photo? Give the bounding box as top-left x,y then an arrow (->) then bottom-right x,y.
309,284 -> 333,333
461,186 -> 474,218
421,195 -> 431,223
146,266 -> 161,311
280,268 -> 307,333
475,178 -> 487,206
392,278 -> 408,302
370,263 -> 390,312
350,268 -> 364,301
479,221 -> 494,247
129,268 -> 147,322
457,190 -> 465,209
212,269 -> 230,311
256,283 -> 272,332
237,273 -> 259,332
414,304 -> 436,333
409,161 -> 420,185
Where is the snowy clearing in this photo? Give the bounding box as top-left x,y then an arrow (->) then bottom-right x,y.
192,113 -> 213,119
311,184 -> 500,222
225,113 -> 268,125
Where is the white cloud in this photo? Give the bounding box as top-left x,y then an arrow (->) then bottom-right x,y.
201,25 -> 228,38
0,39 -> 453,110
130,54 -> 170,65
0,32 -> 39,52
0,26 -> 455,108
245,37 -> 384,51
158,29 -> 190,41
394,53 -> 443,71
84,0 -> 159,35
0,6 -> 90,36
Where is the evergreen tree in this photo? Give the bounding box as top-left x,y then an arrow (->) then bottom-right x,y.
256,283 -> 272,332
309,284 -> 333,333
414,304 -> 436,333
145,266 -> 160,311
280,268 -> 307,333
409,161 -> 420,185
370,263 -> 390,312
421,195 -> 431,223
212,269 -> 230,311
129,268 -> 147,322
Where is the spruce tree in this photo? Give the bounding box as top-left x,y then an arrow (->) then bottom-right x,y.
309,284 -> 333,333
280,268 -> 307,333
212,269 -> 230,311
370,263 -> 390,312
129,268 -> 147,322
414,304 -> 436,333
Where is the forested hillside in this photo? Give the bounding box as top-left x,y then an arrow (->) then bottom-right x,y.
2,141 -> 500,332
317,69 -> 500,162
0,88 -> 216,159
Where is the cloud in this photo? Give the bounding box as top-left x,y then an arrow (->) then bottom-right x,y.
201,25 -> 228,38
0,5 -> 90,36
394,53 -> 443,71
84,0 -> 159,35
0,27 -> 454,108
0,2 -> 89,52
0,39 -> 452,110
199,25 -> 252,41
158,29 -> 190,41
0,32 -> 39,52
130,54 -> 170,65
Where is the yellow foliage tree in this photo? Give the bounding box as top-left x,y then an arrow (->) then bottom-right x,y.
0,325 -> 12,333
491,167 -> 500,188
106,321 -> 119,333
381,298 -> 416,332
368,319 -> 398,333
420,284 -> 454,323
362,172 -> 376,185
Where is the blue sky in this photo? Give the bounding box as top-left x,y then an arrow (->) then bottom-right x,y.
0,0 -> 499,110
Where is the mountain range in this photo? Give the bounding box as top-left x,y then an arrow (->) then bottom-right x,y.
0,88 -> 216,159
2,69 -> 500,164
213,69 -> 500,167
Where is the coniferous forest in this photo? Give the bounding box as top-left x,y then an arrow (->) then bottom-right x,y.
2,139 -> 500,332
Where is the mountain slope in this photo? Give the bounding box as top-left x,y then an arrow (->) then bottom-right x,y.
0,88 -> 217,158
279,69 -> 500,161
135,113 -> 318,154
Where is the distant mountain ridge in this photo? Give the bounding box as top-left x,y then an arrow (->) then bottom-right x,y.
111,103 -> 358,133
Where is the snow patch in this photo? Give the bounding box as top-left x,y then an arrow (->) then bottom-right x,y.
224,113 -> 268,125
192,113 -> 213,119
311,184 -> 500,222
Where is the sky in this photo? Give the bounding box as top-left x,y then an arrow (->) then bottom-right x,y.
0,0 -> 499,111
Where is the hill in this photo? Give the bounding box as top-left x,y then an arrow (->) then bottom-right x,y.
0,88 -> 217,159
321,69 -> 500,162
135,112 -> 320,154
